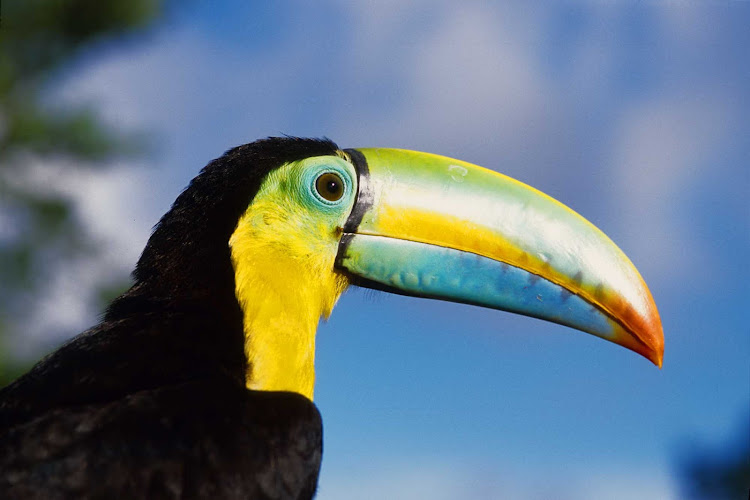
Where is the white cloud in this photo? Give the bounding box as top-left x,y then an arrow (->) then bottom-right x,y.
7,159 -> 152,356
608,91 -> 733,284
333,3 -> 555,156
406,5 -> 550,147
55,28 -> 217,131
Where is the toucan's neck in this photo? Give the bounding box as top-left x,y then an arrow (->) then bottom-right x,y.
229,208 -> 349,401
237,276 -> 321,400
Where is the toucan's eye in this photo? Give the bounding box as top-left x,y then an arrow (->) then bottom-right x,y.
315,172 -> 344,202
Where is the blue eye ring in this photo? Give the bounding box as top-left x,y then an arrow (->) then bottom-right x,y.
312,171 -> 347,205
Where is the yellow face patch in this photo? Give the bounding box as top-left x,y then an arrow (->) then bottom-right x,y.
229,155 -> 357,400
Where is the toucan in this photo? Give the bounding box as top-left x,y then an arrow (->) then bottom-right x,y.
0,137 -> 663,499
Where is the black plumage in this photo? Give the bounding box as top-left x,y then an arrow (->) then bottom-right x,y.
0,137 -> 340,499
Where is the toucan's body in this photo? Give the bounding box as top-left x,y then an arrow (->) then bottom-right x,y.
0,137 -> 663,499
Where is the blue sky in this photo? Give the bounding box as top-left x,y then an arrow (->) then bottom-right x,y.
30,1 -> 750,498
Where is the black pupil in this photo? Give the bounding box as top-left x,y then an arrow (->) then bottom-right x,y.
317,173 -> 343,201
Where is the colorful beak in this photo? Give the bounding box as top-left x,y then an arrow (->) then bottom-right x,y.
335,148 -> 664,366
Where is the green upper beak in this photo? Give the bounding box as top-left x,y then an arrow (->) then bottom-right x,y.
335,148 -> 664,366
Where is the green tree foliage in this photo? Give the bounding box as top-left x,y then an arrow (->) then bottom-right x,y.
0,0 -> 165,385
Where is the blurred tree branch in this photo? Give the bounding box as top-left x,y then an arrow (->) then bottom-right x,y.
0,0 -> 167,385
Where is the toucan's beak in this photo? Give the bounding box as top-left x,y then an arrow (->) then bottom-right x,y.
335,148 -> 664,366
